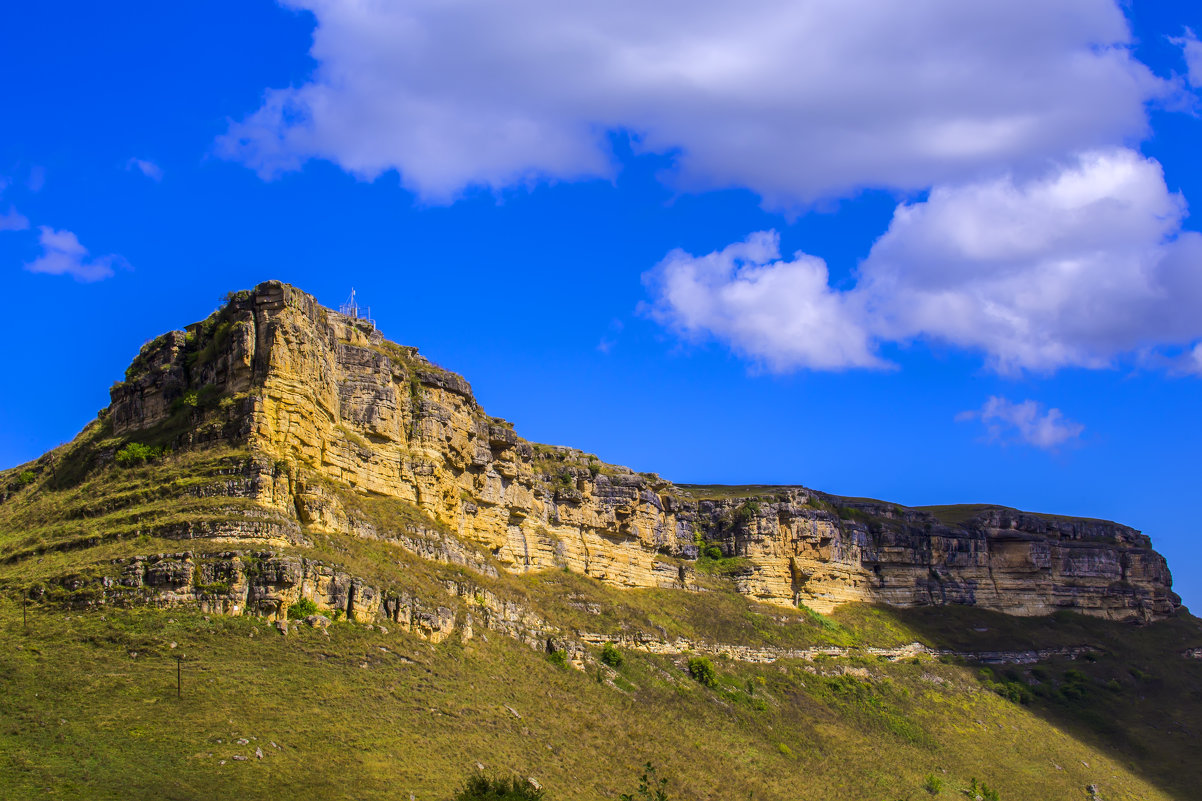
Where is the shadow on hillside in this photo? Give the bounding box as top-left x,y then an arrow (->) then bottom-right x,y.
847,604 -> 1202,801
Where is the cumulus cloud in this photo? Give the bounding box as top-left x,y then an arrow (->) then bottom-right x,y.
221,0 -> 1163,206
957,397 -> 1084,449
126,158 -> 163,181
643,231 -> 883,370
1171,28 -> 1202,88
24,226 -> 125,282
645,149 -> 1202,373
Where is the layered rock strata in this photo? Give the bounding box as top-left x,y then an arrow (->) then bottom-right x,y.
103,281 -> 1179,621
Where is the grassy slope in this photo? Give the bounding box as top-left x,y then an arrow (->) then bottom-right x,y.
0,600 -> 1196,801
4,440 -> 1202,800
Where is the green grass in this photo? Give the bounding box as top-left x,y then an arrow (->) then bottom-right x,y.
916,503 -> 1122,528
1,600 -> 1197,800
673,484 -> 805,501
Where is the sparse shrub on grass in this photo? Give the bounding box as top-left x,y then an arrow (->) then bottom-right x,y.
777,743 -> 793,758
701,544 -> 724,560
454,774 -> 545,800
1057,668 -> 1091,702
14,470 -> 36,488
600,642 -> 624,668
287,598 -> 319,619
619,762 -> 668,801
978,667 -> 1032,705
923,773 -> 943,794
548,649 -> 568,669
967,778 -> 1000,801
114,442 -> 165,468
687,656 -> 717,688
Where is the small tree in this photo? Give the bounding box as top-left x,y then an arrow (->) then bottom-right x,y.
601,642 -> 624,668
687,656 -> 718,688
287,598 -> 319,619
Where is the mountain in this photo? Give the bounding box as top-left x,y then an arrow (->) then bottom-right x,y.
1,280 -> 1199,801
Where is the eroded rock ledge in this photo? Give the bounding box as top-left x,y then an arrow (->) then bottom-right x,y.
38,550 -> 1109,669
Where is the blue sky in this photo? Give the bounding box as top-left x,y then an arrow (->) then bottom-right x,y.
1,1 -> 1200,610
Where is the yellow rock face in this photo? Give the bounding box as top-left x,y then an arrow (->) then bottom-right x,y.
107,282 -> 1180,621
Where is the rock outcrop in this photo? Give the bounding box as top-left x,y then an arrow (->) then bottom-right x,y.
100,281 -> 1180,621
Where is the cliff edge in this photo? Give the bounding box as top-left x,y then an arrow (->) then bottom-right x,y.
2,281 -> 1180,622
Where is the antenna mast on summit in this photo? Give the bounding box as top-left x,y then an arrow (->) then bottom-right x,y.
340,288 -> 375,327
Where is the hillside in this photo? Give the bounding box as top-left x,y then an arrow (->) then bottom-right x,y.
1,280 -> 1199,800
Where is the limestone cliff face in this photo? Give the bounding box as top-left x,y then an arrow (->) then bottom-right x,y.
107,281 -> 1180,621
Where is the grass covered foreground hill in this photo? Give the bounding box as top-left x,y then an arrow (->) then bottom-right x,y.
3,592 -> 1202,800
2,281 -> 1201,799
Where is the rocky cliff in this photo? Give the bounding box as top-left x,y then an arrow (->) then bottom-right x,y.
63,281 -> 1179,622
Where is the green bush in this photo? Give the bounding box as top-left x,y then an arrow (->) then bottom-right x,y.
548,649 -> 568,669
701,544 -> 724,560
687,656 -> 717,688
732,500 -> 761,526
14,470 -> 36,487
114,442 -> 165,468
968,778 -> 1000,801
454,775 -> 544,800
600,642 -> 624,669
619,762 -> 668,801
922,773 -> 943,794
979,667 -> 1031,705
287,598 -> 319,619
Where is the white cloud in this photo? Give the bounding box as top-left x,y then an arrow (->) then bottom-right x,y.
126,158 -> 163,181
221,0 -> 1164,207
1171,28 -> 1202,88
0,179 -> 29,232
0,208 -> 28,232
957,396 -> 1084,449
1177,343 -> 1202,376
644,149 -> 1202,373
24,226 -> 125,282
860,149 -> 1202,373
643,231 -> 883,370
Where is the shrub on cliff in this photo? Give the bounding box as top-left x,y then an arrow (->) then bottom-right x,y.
287,598 -> 319,619
687,656 -> 717,688
600,642 -> 624,668
114,442 -> 165,468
